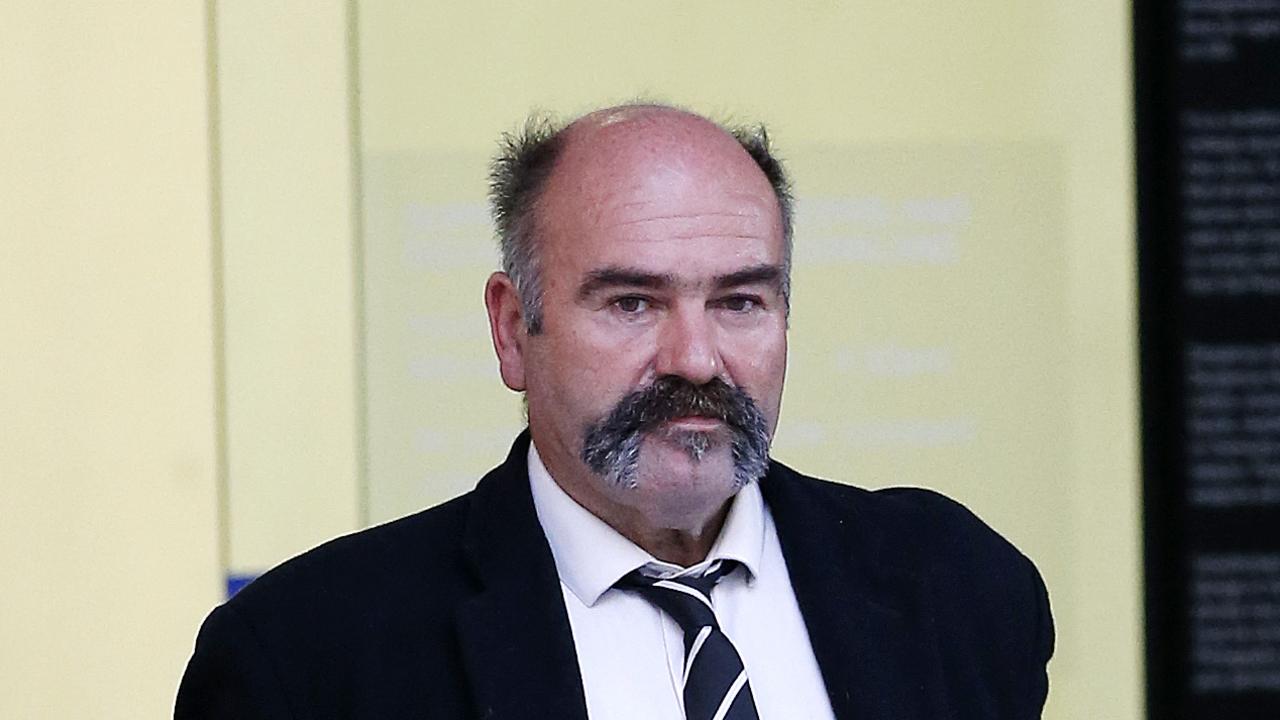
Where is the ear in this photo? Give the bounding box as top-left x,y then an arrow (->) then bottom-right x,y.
484,271 -> 528,391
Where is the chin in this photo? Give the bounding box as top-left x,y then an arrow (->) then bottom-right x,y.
631,436 -> 739,505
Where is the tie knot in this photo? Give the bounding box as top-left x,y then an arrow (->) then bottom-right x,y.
617,560 -> 738,633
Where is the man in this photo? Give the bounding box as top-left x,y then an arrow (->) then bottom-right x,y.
177,104 -> 1053,719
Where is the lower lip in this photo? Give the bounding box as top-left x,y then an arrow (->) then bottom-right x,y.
666,416 -> 723,431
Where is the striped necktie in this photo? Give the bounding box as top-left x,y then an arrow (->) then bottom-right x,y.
618,560 -> 760,720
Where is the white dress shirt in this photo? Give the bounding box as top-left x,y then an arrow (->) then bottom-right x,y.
527,444 -> 837,720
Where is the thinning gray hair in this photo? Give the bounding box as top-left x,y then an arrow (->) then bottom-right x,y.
487,105 -> 794,334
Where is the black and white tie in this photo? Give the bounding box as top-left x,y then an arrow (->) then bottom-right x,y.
618,560 -> 760,720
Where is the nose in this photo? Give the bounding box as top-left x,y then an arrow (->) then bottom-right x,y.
655,303 -> 723,385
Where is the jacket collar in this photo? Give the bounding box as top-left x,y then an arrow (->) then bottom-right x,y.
455,431 -> 590,720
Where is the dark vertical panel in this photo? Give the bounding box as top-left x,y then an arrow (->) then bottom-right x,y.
1138,1 -> 1280,717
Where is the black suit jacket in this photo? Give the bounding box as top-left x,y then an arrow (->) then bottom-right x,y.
176,432 -> 1053,719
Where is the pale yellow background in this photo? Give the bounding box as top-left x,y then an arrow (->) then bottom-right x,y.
1,4 -> 221,718
2,1 -> 1137,718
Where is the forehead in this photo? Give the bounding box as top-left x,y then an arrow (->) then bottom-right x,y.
537,110 -> 784,274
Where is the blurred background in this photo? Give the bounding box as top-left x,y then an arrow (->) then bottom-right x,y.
0,2 -> 1137,717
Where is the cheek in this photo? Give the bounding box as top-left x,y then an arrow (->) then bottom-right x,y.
725,331 -> 787,408
727,325 -> 787,373
552,321 -> 653,382
533,333 -> 644,419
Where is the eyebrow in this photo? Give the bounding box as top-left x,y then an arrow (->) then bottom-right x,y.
714,264 -> 784,292
577,268 -> 674,300
576,264 -> 785,300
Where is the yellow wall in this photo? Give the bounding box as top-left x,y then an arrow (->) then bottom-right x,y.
215,1 -> 362,576
0,4 -> 219,718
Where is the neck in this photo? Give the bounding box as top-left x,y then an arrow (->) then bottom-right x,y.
619,504 -> 732,567
558,475 -> 733,567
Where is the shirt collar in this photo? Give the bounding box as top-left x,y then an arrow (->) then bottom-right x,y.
527,441 -> 765,607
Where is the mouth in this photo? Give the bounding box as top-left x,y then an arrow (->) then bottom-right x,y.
662,415 -> 725,432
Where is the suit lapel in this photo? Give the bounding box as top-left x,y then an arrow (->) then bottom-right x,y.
761,464 -> 950,720
455,433 -> 589,720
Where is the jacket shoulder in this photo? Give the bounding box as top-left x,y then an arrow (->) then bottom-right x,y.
763,463 -> 1054,715
766,462 -> 1035,578
177,492 -> 482,719
226,490 -> 476,617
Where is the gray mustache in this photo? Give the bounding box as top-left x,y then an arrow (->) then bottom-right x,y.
580,376 -> 771,489
590,376 -> 762,438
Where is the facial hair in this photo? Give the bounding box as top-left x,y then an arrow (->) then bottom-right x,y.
580,376 -> 771,490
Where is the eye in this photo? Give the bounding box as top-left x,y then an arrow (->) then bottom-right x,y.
718,295 -> 761,313
612,296 -> 650,314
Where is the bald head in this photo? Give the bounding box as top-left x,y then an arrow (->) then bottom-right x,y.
488,104 -> 792,333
